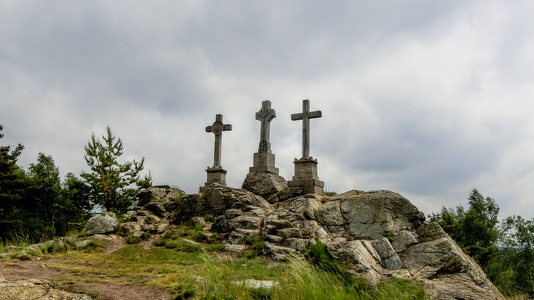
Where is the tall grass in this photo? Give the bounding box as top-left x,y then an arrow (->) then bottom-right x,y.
176,255 -> 427,300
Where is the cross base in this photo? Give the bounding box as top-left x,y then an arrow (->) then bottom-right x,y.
249,152 -> 279,174
200,167 -> 227,192
287,158 -> 324,194
288,179 -> 324,194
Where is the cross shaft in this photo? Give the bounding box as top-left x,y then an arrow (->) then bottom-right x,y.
206,114 -> 232,168
256,100 -> 276,152
291,99 -> 321,159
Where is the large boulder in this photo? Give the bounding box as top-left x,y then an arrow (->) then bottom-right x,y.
85,212 -> 119,235
400,236 -> 504,300
242,172 -> 290,202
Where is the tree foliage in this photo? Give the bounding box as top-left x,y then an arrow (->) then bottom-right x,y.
24,154 -> 92,239
430,189 -> 499,268
81,126 -> 151,214
0,125 -> 28,241
0,125 -> 92,243
496,216 -> 534,297
431,189 -> 534,297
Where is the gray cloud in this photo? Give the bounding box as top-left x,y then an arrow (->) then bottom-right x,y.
1,0 -> 534,220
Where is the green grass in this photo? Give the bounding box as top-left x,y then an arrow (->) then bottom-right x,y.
1,228 -> 428,300
2,240 -> 428,300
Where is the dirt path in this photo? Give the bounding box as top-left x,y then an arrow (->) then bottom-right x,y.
0,236 -> 175,300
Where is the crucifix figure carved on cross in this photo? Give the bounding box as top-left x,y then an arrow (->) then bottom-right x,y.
256,100 -> 276,153
291,99 -> 322,160
206,114 -> 232,168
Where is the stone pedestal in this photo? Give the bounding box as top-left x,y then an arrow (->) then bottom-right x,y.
287,158 -> 324,194
200,167 -> 227,192
249,152 -> 279,174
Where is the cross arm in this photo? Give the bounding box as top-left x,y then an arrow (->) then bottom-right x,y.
308,111 -> 322,118
291,113 -> 303,121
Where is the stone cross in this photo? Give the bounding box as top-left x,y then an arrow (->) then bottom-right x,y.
206,114 -> 232,168
291,99 -> 322,159
256,100 -> 276,152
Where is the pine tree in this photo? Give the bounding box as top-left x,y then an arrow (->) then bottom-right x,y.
0,125 -> 28,241
81,126 -> 151,214
61,172 -> 92,229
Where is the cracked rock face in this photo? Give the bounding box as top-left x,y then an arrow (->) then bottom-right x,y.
134,185 -> 505,300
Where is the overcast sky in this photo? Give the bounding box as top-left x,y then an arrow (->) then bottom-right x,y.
2,1 -> 534,219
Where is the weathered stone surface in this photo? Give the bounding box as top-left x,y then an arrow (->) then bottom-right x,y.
264,242 -> 297,261
145,201 -> 168,217
371,238 -> 405,270
0,278 -> 92,300
339,190 -> 425,240
85,213 -> 119,235
416,221 -> 448,242
121,222 -> 142,235
400,237 -> 467,278
249,152 -> 279,174
277,195 -> 322,221
283,238 -> 313,251
117,186 -> 183,238
266,234 -> 284,243
156,221 -> 170,233
391,230 -> 419,253
423,275 -> 505,300
137,185 -> 185,207
316,200 -> 344,226
327,240 -> 383,285
228,229 -> 261,244
242,172 -> 289,202
234,279 -> 280,290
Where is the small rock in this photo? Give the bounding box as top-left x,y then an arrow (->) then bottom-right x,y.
191,217 -> 206,226
85,214 -> 119,235
234,279 -> 280,290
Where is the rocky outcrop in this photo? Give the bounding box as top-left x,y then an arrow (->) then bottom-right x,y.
120,185 -> 184,237
179,185 -> 274,244
79,184 -> 502,300
166,185 -> 504,300
85,212 -> 119,235
0,278 -> 92,300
